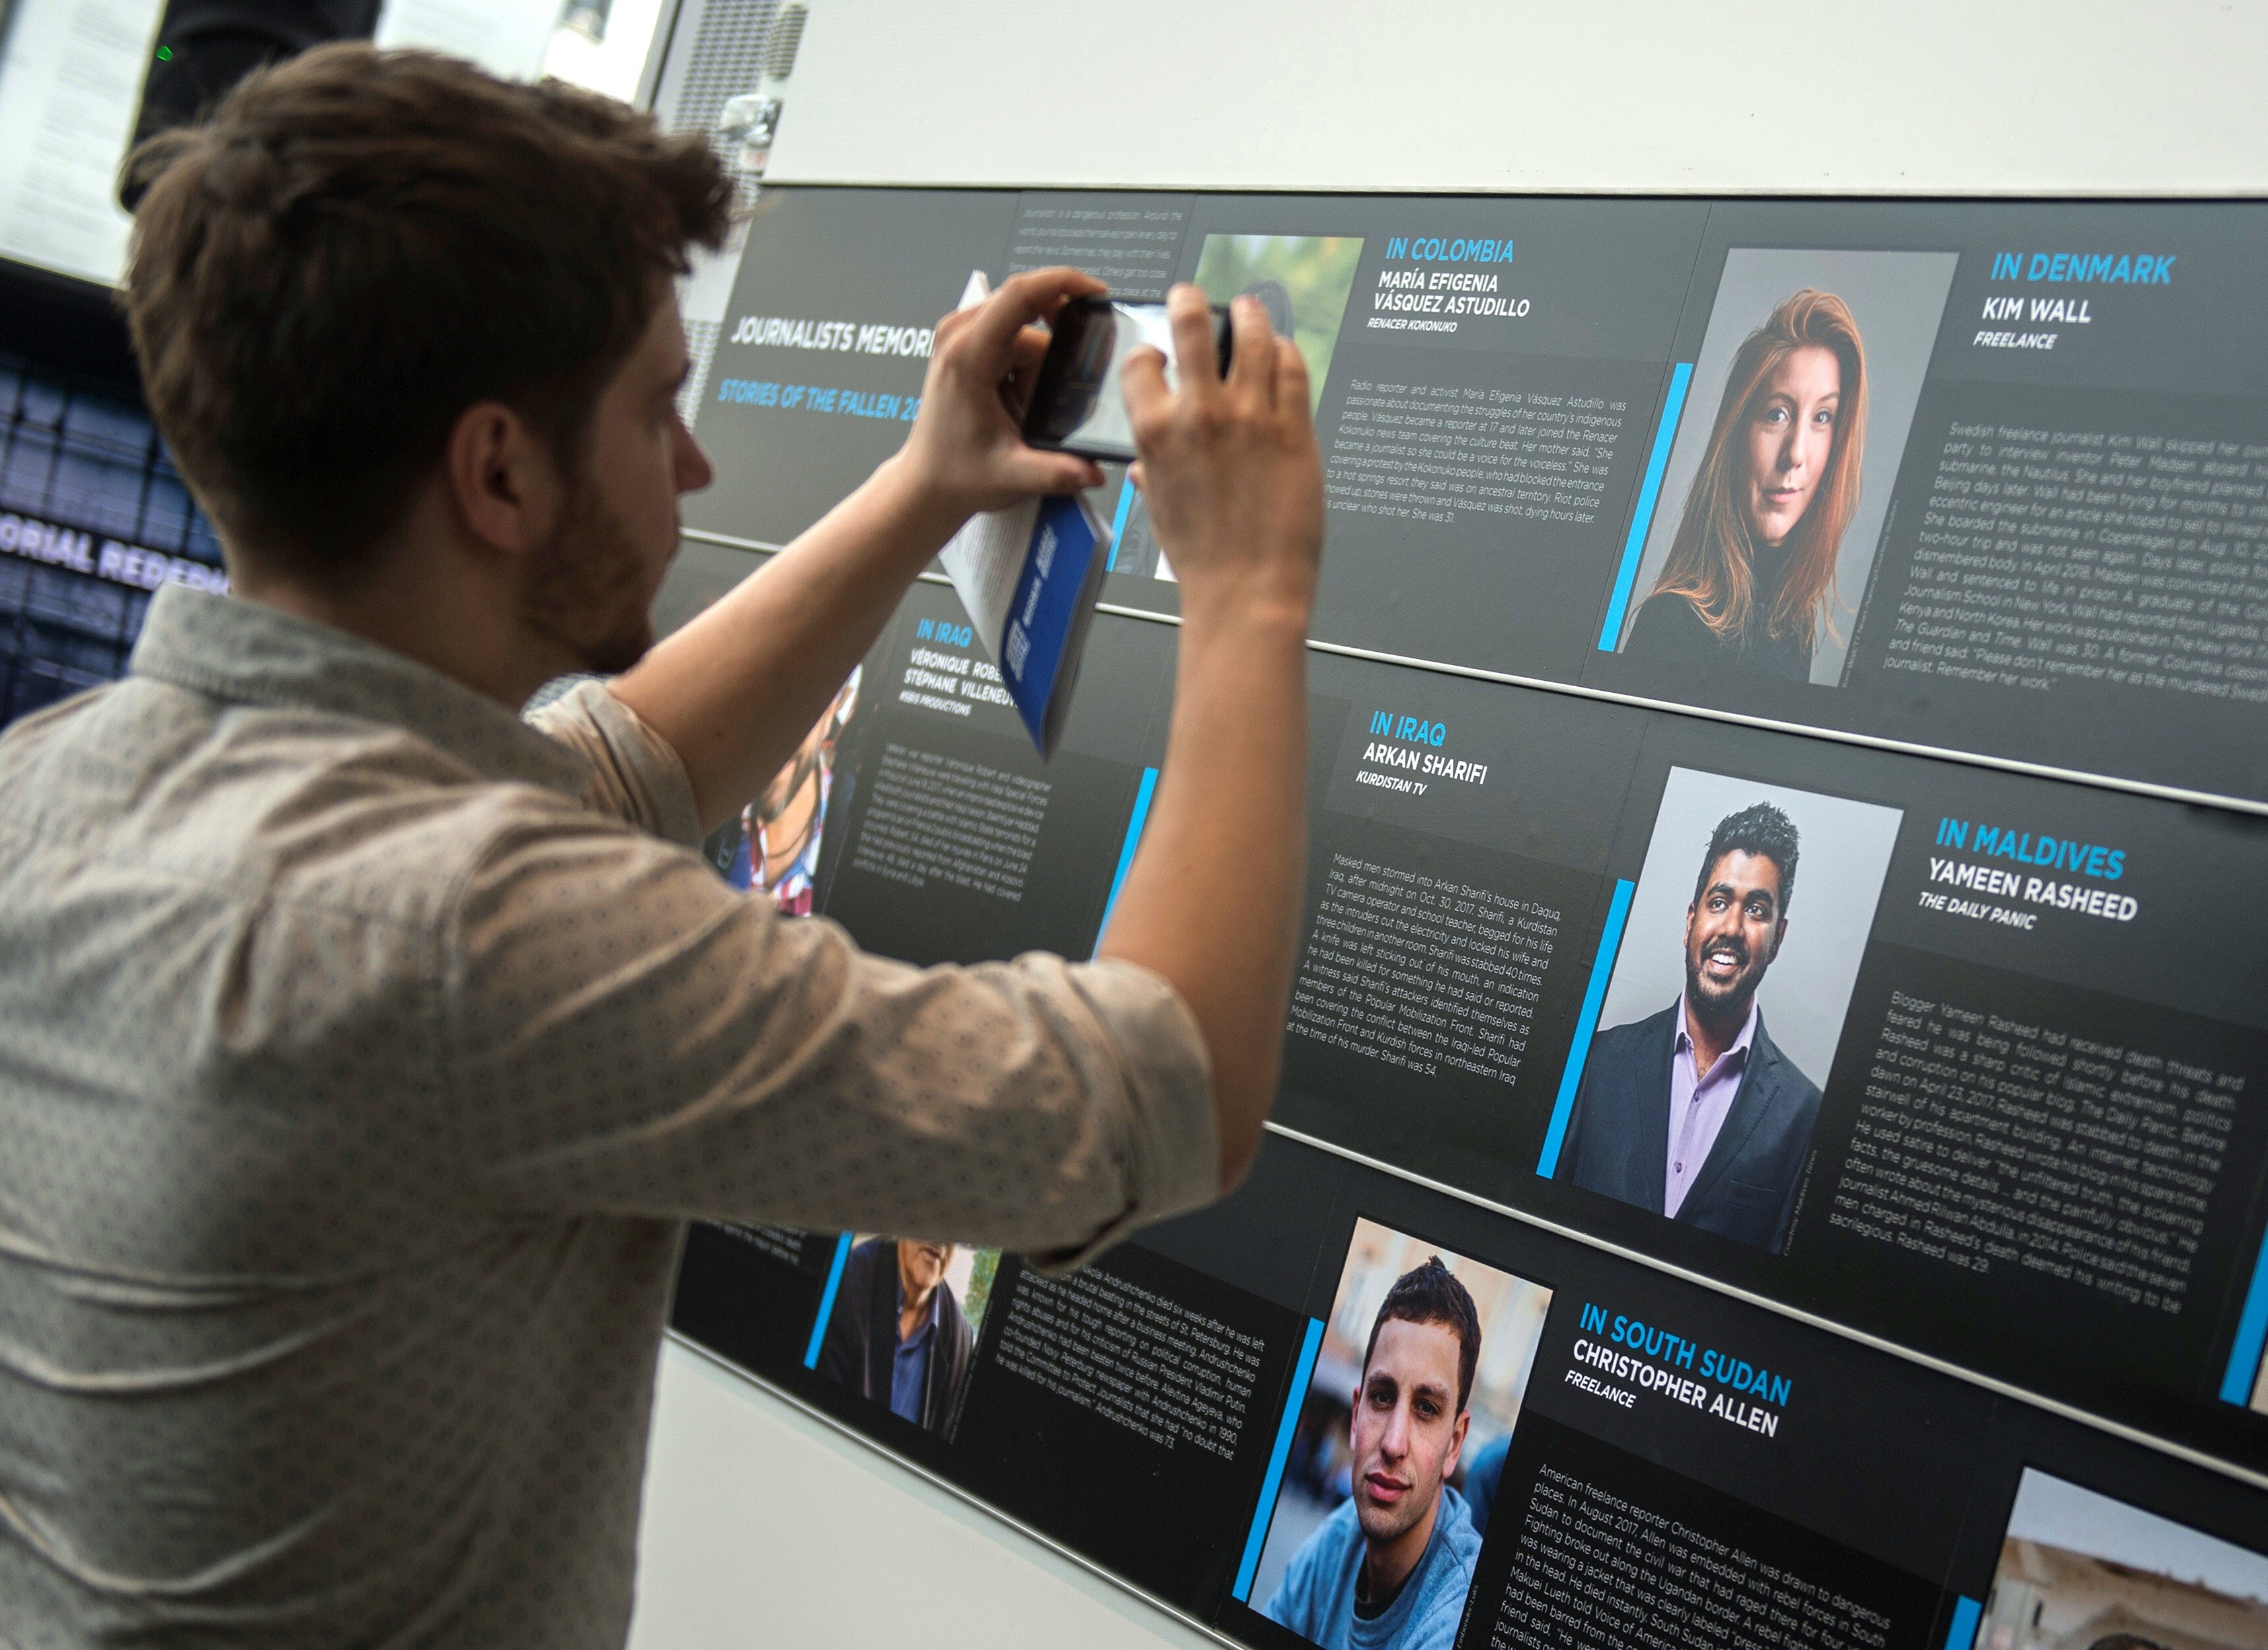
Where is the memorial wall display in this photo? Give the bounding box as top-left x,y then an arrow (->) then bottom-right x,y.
691,188 -> 2268,805
662,183 -> 2268,1650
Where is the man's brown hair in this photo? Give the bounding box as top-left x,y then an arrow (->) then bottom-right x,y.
1363,1257 -> 1481,1413
122,44 -> 733,582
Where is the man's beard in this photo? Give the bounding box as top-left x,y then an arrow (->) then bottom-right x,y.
518,481 -> 658,678
1685,933 -> 1763,1033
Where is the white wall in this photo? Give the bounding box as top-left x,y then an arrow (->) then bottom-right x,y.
629,1341 -> 1225,1650
767,0 -> 2268,196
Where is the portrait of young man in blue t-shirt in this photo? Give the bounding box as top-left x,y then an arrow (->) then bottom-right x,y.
1263,1259 -> 1484,1650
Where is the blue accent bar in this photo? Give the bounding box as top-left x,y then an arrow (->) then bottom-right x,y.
2218,1232 -> 2268,1403
1095,767 -> 1159,949
1233,1317 -> 1325,1604
1106,474 -> 1138,571
802,1233 -> 854,1370
1535,879 -> 1637,1179
1943,1595 -> 1982,1650
1596,362 -> 1694,651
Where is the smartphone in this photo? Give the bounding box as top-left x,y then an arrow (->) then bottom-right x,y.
1021,295 -> 1233,463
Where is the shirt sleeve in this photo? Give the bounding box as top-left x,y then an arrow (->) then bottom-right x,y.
524,680 -> 705,848
437,804 -> 1217,1270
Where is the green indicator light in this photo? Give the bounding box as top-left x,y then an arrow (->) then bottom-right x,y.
156,44 -> 173,59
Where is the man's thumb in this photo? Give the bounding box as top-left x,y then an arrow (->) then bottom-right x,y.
1009,450 -> 1105,496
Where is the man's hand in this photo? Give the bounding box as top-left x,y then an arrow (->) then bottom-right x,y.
1120,284 -> 1325,627
889,266 -> 1108,523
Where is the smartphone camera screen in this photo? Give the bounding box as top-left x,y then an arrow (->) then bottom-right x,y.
1024,298 -> 1226,463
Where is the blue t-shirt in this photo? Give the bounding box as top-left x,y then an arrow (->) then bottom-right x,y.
1462,1436 -> 1509,1538
1263,1484 -> 1481,1650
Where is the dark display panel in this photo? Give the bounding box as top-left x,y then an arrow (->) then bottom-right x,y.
1271,651 -> 2268,1458
660,177 -> 2268,1647
672,1133 -> 2268,1650
653,567 -> 2268,1647
691,186 -> 2268,810
737,577 -> 2268,1466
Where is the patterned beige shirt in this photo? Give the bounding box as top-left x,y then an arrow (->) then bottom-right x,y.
0,586 -> 1215,1647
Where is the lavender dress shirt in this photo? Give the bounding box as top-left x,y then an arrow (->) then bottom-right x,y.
1664,993 -> 1761,1218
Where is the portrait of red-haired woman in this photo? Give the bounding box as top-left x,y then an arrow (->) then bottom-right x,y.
1625,290 -> 1869,682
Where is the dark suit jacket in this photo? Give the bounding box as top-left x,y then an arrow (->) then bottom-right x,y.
815,1237 -> 975,1435
1559,1002 -> 1822,1254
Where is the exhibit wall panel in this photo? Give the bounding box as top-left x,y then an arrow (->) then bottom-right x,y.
643,149 -> 2268,1641
624,5 -> 2268,1643
766,0 -> 2268,197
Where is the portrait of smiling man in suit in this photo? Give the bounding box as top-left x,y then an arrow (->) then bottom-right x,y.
1559,801 -> 1826,1255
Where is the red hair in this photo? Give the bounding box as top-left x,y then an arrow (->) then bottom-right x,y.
1647,289 -> 1868,662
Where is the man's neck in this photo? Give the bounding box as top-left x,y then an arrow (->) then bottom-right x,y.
1683,995 -> 1751,1081
1360,1489 -> 1438,1606
897,1284 -> 935,1345
225,507 -> 568,711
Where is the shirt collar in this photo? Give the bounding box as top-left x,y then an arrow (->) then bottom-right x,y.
893,1277 -> 941,1341
1675,992 -> 1761,1067
129,585 -> 591,800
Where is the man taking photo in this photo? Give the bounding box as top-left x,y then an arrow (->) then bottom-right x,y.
0,44 -> 1324,1646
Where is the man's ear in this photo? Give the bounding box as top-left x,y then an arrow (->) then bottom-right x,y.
1444,1408 -> 1470,1480
1769,916 -> 1787,962
442,399 -> 563,557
